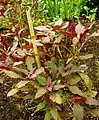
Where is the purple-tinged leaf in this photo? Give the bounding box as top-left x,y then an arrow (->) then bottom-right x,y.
85,97 -> 99,105
75,22 -> 89,40
25,56 -> 35,71
75,23 -> 85,36
28,67 -> 44,78
53,85 -> 65,90
13,61 -> 23,66
46,79 -> 54,91
35,87 -> 47,99
54,19 -> 63,26
34,26 -> 49,32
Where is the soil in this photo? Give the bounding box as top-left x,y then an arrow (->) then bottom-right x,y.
0,20 -> 99,120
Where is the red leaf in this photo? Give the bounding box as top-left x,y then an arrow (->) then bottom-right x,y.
68,20 -> 76,34
15,27 -> 20,35
61,21 -> 77,46
22,42 -> 33,50
33,0 -> 38,5
62,32 -> 77,40
0,0 -> 8,5
0,8 -> 5,16
0,65 -> 10,70
80,28 -> 89,39
36,34 -> 46,39
0,36 -> 8,51
10,54 -> 27,62
62,31 -> 77,46
51,24 -> 64,31
62,31 -> 71,36
0,52 -> 7,60
71,96 -> 86,102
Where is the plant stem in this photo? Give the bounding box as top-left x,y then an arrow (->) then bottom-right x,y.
26,8 -> 40,68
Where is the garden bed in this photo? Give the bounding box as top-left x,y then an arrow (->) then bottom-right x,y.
0,19 -> 99,120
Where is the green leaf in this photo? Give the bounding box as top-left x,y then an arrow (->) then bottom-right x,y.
72,117 -> 76,120
68,74 -> 81,85
4,70 -> 21,78
7,88 -> 19,97
16,81 -> 30,88
72,37 -> 79,46
34,67 -> 44,76
50,93 -> 56,102
79,73 -> 93,91
35,87 -> 47,99
25,56 -> 34,70
69,85 -> 84,96
55,93 -> 62,104
73,104 -> 84,120
84,90 -> 97,98
89,109 -> 99,117
35,101 -> 45,112
36,75 -> 47,85
44,111 -> 52,120
22,94 -> 34,100
0,76 -> 5,84
30,81 -> 41,89
50,93 -> 62,104
50,108 -> 58,120
91,90 -> 98,97
46,61 -> 57,79
13,67 -> 28,75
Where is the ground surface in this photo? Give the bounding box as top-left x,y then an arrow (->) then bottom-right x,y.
0,20 -> 99,120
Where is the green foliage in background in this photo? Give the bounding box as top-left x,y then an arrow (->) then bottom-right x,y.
38,0 -> 88,20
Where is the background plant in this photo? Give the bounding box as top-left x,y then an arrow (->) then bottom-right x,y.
37,0 -> 88,20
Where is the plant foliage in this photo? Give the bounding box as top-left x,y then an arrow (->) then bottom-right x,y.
0,0 -> 99,120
